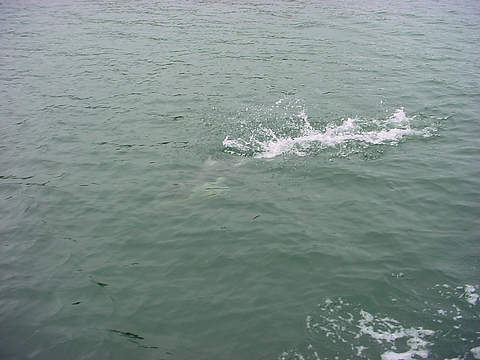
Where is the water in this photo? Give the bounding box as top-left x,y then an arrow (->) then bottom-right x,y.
1,0 -> 479,359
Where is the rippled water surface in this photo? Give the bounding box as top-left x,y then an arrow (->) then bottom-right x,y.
1,0 -> 479,359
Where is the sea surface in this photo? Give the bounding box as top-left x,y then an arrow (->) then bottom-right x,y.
1,0 -> 479,359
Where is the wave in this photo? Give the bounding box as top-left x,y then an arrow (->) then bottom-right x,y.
223,99 -> 436,159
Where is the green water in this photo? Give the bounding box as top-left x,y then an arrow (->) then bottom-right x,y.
1,1 -> 479,359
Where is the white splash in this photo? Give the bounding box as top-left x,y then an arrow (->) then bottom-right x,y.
462,285 -> 479,305
223,103 -> 433,159
257,109 -> 418,159
471,346 -> 480,359
356,310 -> 434,360
281,282 -> 479,360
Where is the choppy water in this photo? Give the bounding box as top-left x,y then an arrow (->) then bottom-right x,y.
1,0 -> 479,359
